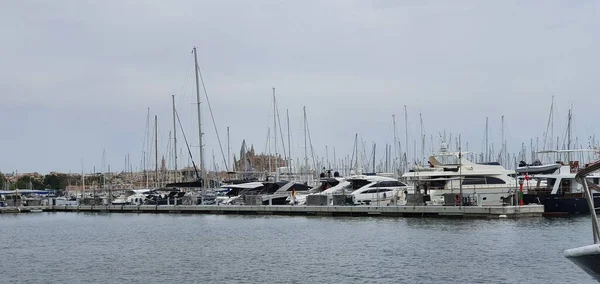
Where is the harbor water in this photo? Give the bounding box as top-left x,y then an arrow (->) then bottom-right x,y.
0,213 -> 596,284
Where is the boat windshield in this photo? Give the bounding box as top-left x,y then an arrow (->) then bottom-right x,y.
350,179 -> 371,190
433,154 -> 460,165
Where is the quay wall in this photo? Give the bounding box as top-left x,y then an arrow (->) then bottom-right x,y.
30,204 -> 546,218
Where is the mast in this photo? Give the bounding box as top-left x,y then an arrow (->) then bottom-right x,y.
144,153 -> 148,188
227,126 -> 230,172
354,134 -> 359,173
333,147 -> 336,171
154,115 -> 158,187
303,106 -> 308,177
392,114 -> 398,173
385,143 -> 388,172
273,87 -> 278,181
420,113 -> 424,166
193,47 -> 205,187
372,143 -> 376,173
404,105 -> 408,170
326,146 -> 330,170
81,159 -> 85,200
485,117 -> 489,162
459,134 -> 463,207
172,95 -> 178,183
144,107 -> 150,188
287,110 -> 292,168
501,115 -> 504,167
102,148 -> 106,190
568,106 -> 572,162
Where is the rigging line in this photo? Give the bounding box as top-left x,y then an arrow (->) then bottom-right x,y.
196,65 -> 229,171
177,54 -> 193,110
274,99 -> 288,163
349,134 -> 356,172
305,115 -> 317,172
175,108 -> 200,180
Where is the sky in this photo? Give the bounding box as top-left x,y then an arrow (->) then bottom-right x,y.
1,0 -> 599,174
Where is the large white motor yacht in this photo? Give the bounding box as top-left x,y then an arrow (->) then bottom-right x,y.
402,144 -> 517,206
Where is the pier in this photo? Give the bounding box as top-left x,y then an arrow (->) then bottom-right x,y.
2,204 -> 545,218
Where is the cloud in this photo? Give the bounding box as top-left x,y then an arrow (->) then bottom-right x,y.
1,0 -> 599,173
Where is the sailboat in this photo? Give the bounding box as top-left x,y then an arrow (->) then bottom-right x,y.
164,47 -> 212,204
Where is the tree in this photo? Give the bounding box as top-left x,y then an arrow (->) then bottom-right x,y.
16,175 -> 45,190
43,174 -> 69,190
0,172 -> 5,189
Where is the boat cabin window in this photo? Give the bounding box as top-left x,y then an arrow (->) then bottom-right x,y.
373,181 -> 406,187
351,179 -> 371,190
462,176 -> 506,185
361,188 -> 395,194
547,178 -> 556,188
462,176 -> 486,185
558,179 -> 572,194
429,179 -> 447,189
434,154 -> 460,165
485,177 -> 506,184
322,180 -> 340,188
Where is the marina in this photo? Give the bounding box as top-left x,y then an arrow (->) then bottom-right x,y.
3,1 -> 600,283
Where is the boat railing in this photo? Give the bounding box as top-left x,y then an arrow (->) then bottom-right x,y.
575,160 -> 600,244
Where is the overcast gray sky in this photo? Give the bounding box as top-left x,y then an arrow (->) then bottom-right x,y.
1,1 -> 599,174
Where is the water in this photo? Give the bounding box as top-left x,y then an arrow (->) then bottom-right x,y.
0,212 -> 596,284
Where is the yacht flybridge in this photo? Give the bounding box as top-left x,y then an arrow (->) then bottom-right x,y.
402,143 -> 517,206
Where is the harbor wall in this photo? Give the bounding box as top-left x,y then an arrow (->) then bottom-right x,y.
31,204 -> 545,218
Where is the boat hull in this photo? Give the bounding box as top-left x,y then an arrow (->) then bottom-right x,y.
524,193 -> 600,215
565,244 -> 600,282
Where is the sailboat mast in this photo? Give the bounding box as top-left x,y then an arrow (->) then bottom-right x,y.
485,117 -> 489,162
81,160 -> 85,199
303,106 -> 308,176
501,115 -> 505,167
172,95 -> 178,183
154,115 -> 158,187
102,149 -> 106,189
227,126 -> 230,172
273,87 -> 278,180
404,105 -> 408,166
420,113 -> 424,166
193,47 -> 205,187
392,114 -> 398,172
372,143 -> 376,173
568,106 -> 572,162
287,109 -> 291,168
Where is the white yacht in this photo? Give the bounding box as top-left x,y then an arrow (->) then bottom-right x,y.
111,189 -> 152,205
348,175 -> 408,206
219,181 -> 311,205
291,177 -> 352,205
402,144 -> 516,206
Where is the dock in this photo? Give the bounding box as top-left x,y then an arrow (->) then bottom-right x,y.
2,204 -> 545,218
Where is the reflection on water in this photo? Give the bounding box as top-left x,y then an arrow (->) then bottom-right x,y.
0,213 -> 596,284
